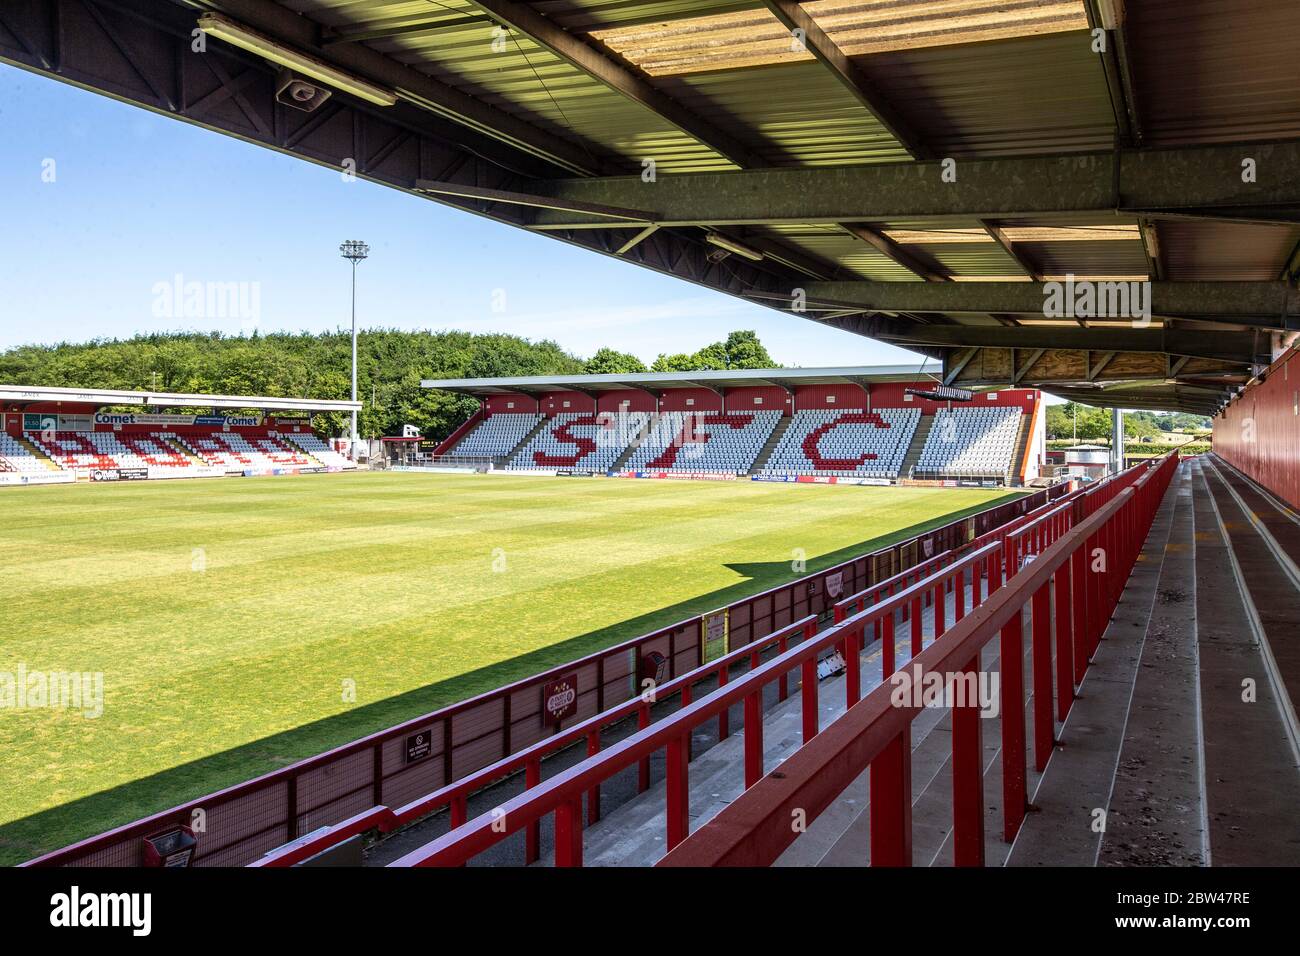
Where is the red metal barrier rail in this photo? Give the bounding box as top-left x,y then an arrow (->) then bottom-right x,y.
260,487 -> 1088,865
389,539 -> 1005,867
252,615 -> 818,867
657,453 -> 1178,866
388,458 -> 1171,867
24,482 -> 1063,867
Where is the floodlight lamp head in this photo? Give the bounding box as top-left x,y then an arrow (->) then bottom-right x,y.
339,240 -> 370,262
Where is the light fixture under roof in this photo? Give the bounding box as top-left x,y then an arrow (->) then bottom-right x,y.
198,13 -> 398,107
705,233 -> 765,262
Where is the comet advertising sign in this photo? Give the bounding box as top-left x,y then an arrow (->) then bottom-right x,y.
542,674 -> 578,725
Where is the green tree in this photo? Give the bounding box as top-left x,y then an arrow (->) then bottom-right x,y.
584,348 -> 647,374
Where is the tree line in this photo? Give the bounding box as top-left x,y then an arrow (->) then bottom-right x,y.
0,329 -> 775,441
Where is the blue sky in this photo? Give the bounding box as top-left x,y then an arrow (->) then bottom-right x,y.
0,62 -> 926,370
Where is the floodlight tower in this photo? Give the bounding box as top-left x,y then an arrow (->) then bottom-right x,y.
339,240 -> 370,459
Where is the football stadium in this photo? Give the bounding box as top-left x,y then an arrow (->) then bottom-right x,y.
1,0 -> 1298,935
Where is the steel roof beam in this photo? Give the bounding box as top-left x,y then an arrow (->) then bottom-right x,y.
759,1 -> 927,158
525,141 -> 1300,227
798,280 -> 1299,325
468,0 -> 766,169
190,0 -> 618,176
838,317 -> 1268,364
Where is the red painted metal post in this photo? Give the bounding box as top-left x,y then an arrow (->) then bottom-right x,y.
1031,582 -> 1053,772
1053,564 -> 1074,722
1071,546 -> 1088,676
846,626 -> 862,705
666,736 -> 689,850
778,634 -> 789,701
882,611 -> 896,676
910,594 -> 923,655
801,657 -> 819,743
637,704 -> 651,793
952,654 -> 984,866
554,797 -> 583,867
869,728 -> 912,866
717,663 -> 730,741
525,758 -> 541,864
1000,610 -> 1027,842
586,730 -> 601,825
933,579 -> 946,638
744,690 -> 763,789
450,794 -> 467,829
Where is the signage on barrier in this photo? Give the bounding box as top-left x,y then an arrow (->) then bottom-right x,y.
825,571 -> 844,598
405,729 -> 433,764
543,674 -> 578,725
701,608 -> 729,664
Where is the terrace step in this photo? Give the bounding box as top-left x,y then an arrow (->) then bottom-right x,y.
748,416 -> 791,474
501,415 -> 554,467
14,435 -> 61,471
281,436 -> 325,468
610,413 -> 658,471
899,414 -> 934,479
1010,407 -> 1035,485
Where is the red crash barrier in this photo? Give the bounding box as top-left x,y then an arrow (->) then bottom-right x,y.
658,452 -> 1179,867
389,456 -> 1174,867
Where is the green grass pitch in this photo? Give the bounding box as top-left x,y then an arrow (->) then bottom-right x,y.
0,472 -> 1018,863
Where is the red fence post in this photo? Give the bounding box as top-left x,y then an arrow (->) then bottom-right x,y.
1000,610 -> 1027,842
637,704 -> 651,793
1031,582 -> 1053,772
586,730 -> 601,825
952,654 -> 984,866
525,758 -> 542,864
869,728 -> 912,866
845,625 -> 862,705
1053,564 -> 1074,722
744,690 -> 763,789
666,736 -> 689,850
882,611 -> 896,677
910,593 -> 923,655
717,663 -> 730,742
801,657 -> 819,743
1071,546 -> 1088,676
554,797 -> 583,867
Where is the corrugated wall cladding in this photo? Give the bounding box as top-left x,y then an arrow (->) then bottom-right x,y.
794,383 -> 870,409
658,388 -> 723,412
724,386 -> 790,411
486,395 -> 540,413
1214,349 -> 1300,510
540,391 -> 599,414
597,389 -> 656,413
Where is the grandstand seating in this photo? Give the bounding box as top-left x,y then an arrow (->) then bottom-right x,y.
623,411 -> 781,474
450,412 -> 542,459
287,433 -> 355,469
0,433 -> 57,473
508,412 -> 649,472
914,406 -> 1022,478
760,407 -> 920,478
178,432 -> 312,471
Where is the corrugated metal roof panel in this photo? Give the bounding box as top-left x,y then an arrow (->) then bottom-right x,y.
1158,221 -> 1300,281
858,30 -> 1116,156
655,63 -> 909,167
1021,239 -> 1150,278
1127,0 -> 1300,147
